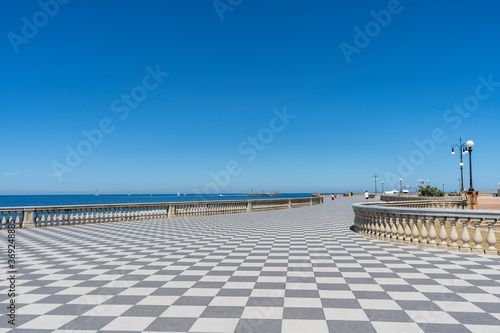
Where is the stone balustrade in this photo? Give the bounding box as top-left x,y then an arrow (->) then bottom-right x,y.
380,194 -> 465,202
352,202 -> 500,256
385,200 -> 466,209
0,196 -> 323,230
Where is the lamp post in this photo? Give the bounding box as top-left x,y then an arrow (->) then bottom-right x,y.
381,181 -> 384,193
399,178 -> 402,196
442,182 -> 445,193
466,140 -> 474,191
451,138 -> 467,193
457,178 -> 460,192
372,173 -> 379,193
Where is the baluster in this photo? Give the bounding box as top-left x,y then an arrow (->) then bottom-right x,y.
427,216 -> 437,249
411,216 -> 420,244
390,216 -> 397,240
437,217 -> 448,250
15,212 -> 21,228
459,218 -> 471,253
396,215 -> 404,243
1,213 -> 7,230
40,210 -> 47,227
449,217 -> 459,251
403,216 -> 412,245
47,210 -> 54,226
485,219 -> 499,256
471,218 -> 484,255
419,217 -> 428,247
374,214 -> 380,239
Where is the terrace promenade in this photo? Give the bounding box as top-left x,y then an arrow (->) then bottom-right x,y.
2,198 -> 500,332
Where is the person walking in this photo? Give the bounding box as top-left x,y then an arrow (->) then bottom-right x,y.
365,190 -> 369,202
331,193 -> 335,201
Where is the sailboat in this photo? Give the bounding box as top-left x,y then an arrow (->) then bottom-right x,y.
95,189 -> 99,196
177,191 -> 180,196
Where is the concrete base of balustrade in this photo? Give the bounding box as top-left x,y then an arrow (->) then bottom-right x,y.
353,229 -> 498,257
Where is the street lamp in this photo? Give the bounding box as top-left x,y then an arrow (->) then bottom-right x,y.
399,178 -> 402,196
459,162 -> 464,191
466,140 -> 474,191
381,181 -> 384,193
451,138 -> 467,192
372,173 -> 379,193
442,182 -> 445,193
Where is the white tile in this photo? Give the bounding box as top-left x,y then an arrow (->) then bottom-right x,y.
209,296 -> 248,306
18,315 -> 77,330
323,308 -> 369,321
101,316 -> 156,331
458,293 -> 500,302
183,288 -> 219,297
161,305 -> 206,317
241,306 -> 283,319
286,282 -> 317,290
68,294 -> 113,305
251,289 -> 285,297
358,299 -> 402,310
189,318 -> 239,332
138,295 -> 180,305
371,321 -> 424,333
82,304 -> 132,316
318,290 -> 355,299
406,310 -> 460,324
434,301 -> 484,312
349,284 -> 384,292
18,303 -> 61,315
284,297 -> 322,308
464,325 -> 500,333
282,319 -> 329,333
386,292 -> 429,301
222,282 -> 255,289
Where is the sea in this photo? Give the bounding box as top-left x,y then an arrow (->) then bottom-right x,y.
0,193 -> 314,207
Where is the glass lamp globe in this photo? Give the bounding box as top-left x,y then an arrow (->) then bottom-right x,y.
466,140 -> 474,148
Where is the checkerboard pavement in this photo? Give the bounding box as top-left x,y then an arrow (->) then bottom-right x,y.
1,197 -> 500,332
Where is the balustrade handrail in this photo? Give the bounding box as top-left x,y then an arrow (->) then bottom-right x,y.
352,201 -> 500,256
380,194 -> 464,202
0,196 -> 323,229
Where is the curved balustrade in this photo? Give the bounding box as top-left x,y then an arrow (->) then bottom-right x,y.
385,200 -> 466,209
352,202 -> 500,256
0,196 -> 323,230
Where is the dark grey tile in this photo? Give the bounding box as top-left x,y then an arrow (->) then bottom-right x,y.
152,288 -> 188,296
173,296 -> 214,306
247,297 -> 284,307
59,316 -> 115,330
364,309 -> 413,322
201,306 -> 244,318
326,320 -> 376,333
352,291 -> 391,300
321,298 -> 361,308
283,307 -> 325,319
145,318 -> 196,332
122,305 -> 169,317
418,323 -> 471,333
235,319 -> 282,333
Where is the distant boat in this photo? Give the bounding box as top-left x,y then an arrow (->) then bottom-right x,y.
95,189 -> 99,196
177,191 -> 180,196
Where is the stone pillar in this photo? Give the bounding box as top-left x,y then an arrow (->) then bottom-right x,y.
247,201 -> 253,212
288,199 -> 292,209
22,209 -> 35,228
168,205 -> 175,218
466,191 -> 479,210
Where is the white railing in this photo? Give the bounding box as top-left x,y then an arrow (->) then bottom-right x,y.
0,196 -> 323,229
352,202 -> 500,256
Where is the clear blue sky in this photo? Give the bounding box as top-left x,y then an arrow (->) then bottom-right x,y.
2,0 -> 500,195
